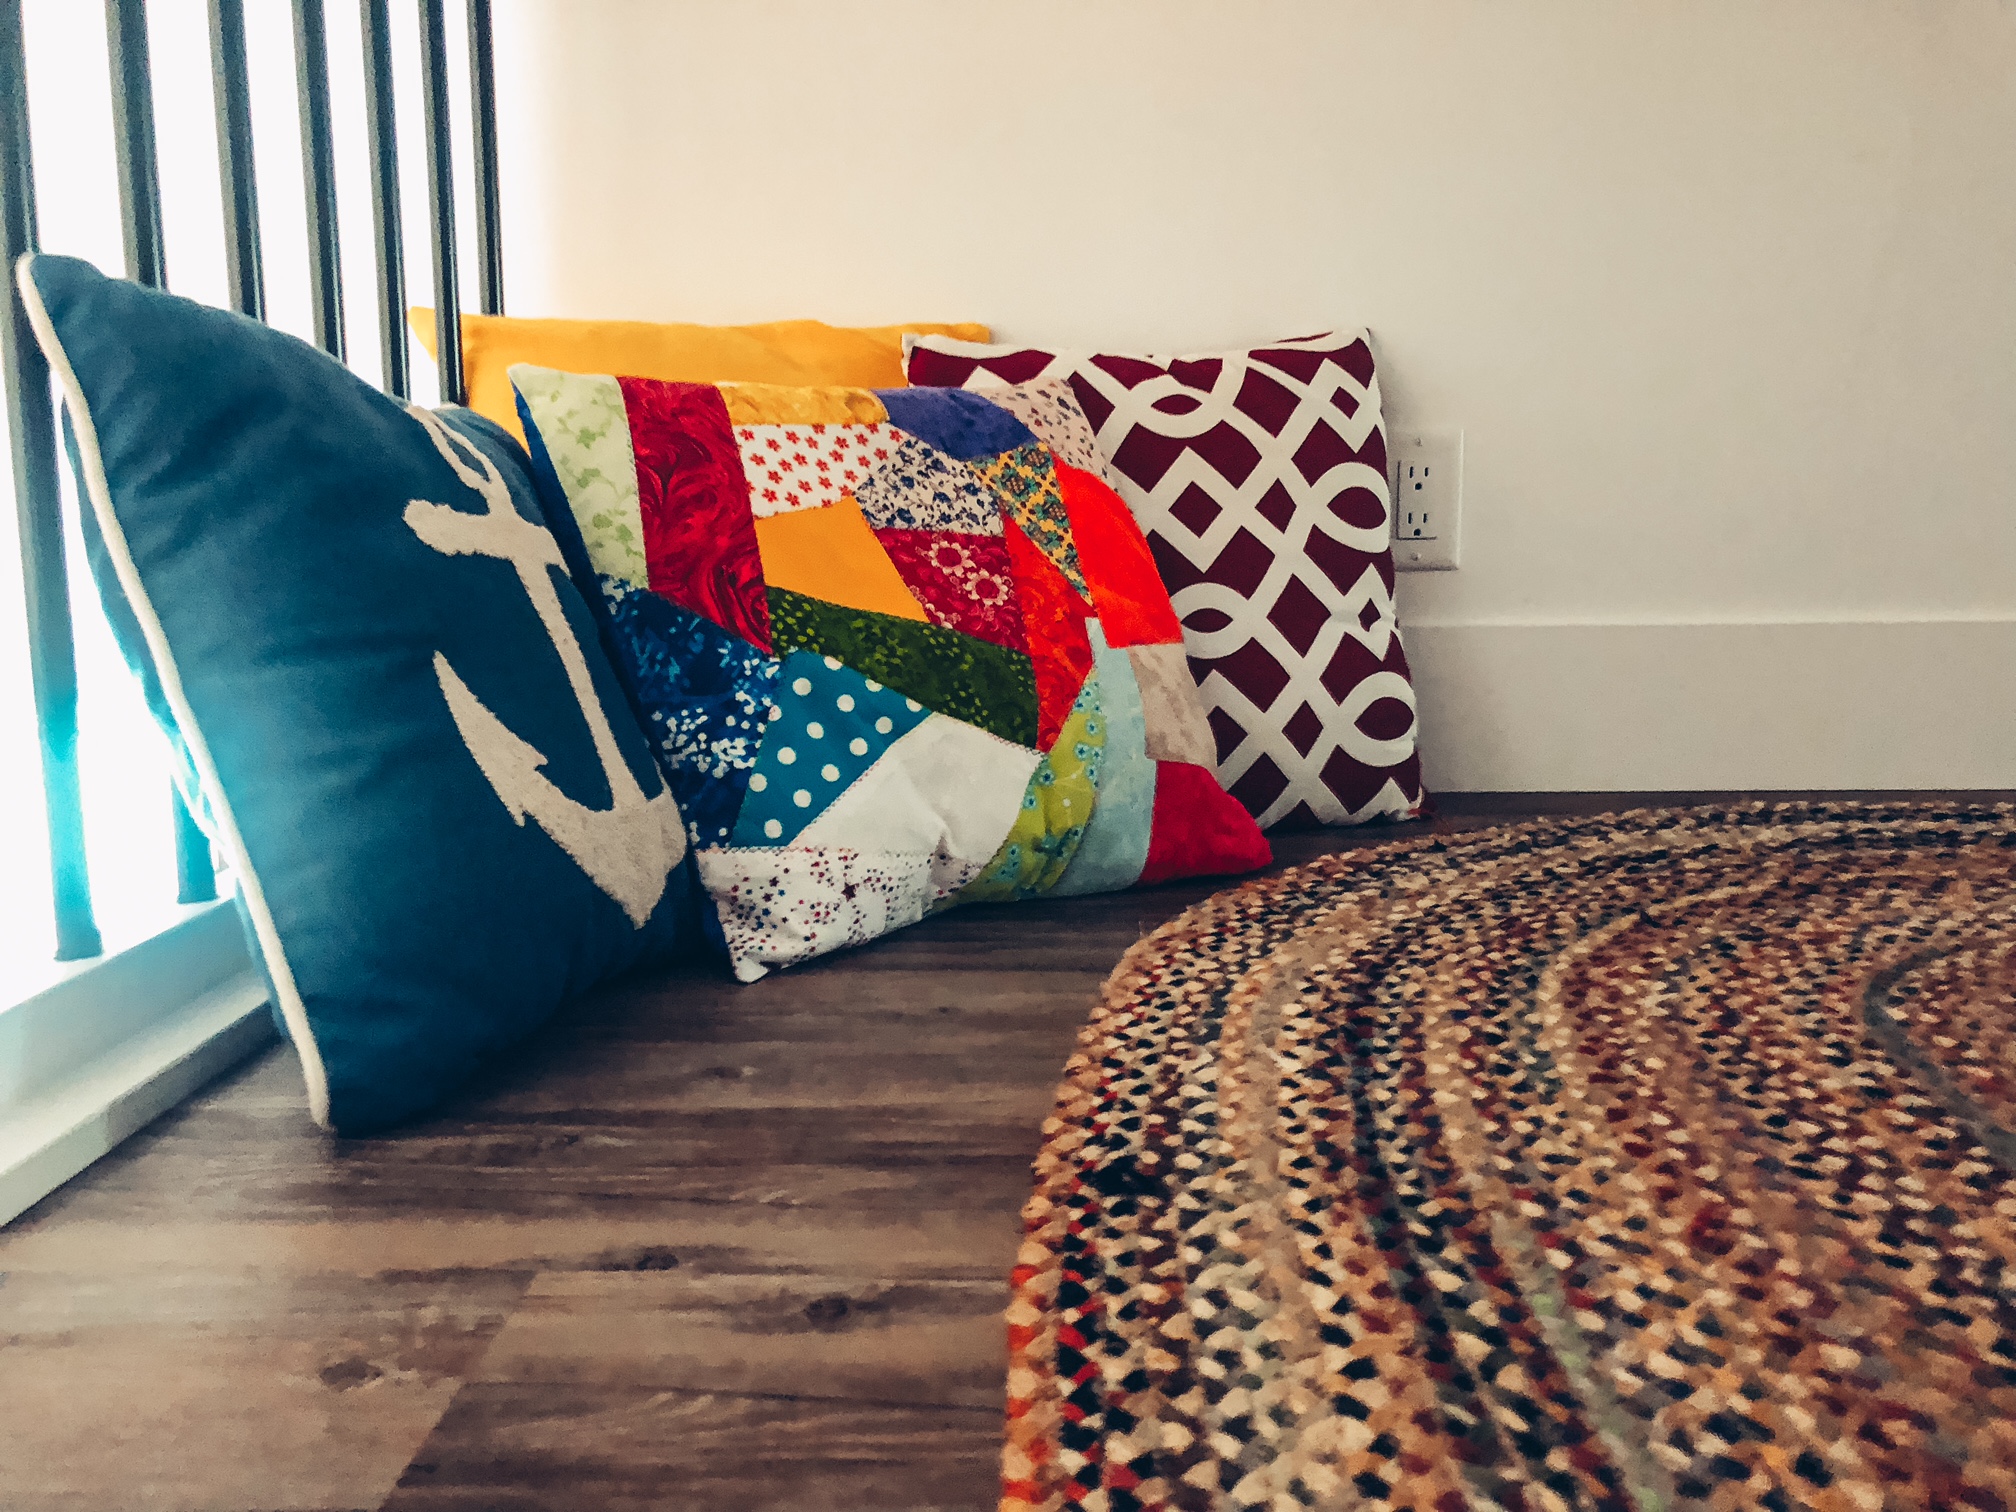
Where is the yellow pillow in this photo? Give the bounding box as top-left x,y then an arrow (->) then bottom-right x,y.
409,309 -> 991,442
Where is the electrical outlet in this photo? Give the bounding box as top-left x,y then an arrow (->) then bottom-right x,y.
1389,427 -> 1462,571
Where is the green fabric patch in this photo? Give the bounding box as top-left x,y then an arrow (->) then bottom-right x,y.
956,670 -> 1105,903
766,587 -> 1038,747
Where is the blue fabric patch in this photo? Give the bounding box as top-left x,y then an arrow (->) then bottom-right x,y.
730,652 -> 931,847
852,434 -> 1001,535
601,577 -> 780,849
876,387 -> 1036,461
29,254 -> 699,1134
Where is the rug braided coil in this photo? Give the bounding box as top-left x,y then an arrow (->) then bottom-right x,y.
1003,803 -> 2016,1512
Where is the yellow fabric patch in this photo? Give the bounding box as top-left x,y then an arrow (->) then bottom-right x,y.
719,384 -> 888,427
956,673 -> 1105,903
753,499 -> 928,623
410,310 -> 988,441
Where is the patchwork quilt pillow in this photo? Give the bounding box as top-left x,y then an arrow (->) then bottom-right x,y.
905,333 -> 1427,829
20,255 -> 699,1134
511,366 -> 1271,981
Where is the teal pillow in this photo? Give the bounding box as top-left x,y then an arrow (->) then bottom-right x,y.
20,254 -> 700,1133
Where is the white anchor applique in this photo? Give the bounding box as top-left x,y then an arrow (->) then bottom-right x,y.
403,407 -> 686,927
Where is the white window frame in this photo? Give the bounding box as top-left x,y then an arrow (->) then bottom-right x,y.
0,899 -> 270,1226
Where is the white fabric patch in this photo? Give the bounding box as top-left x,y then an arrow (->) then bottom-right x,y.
734,422 -> 903,518
1127,641 -> 1217,769
795,714 -> 1042,900
980,378 -> 1109,479
697,845 -> 937,981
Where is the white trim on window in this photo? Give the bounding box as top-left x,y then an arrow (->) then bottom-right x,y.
0,899 -> 272,1227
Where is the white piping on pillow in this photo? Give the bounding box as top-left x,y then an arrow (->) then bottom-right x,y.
15,255 -> 332,1129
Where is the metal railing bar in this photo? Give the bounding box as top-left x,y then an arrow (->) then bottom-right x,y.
208,0 -> 263,321
358,0 -> 405,399
105,0 -> 218,908
416,0 -> 461,404
466,0 -> 500,317
104,0 -> 164,290
169,767 -> 217,902
291,0 -> 343,361
1,0 -> 103,960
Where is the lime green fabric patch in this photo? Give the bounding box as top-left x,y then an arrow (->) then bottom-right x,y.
766,586 -> 1038,746
957,672 -> 1105,903
510,366 -> 647,586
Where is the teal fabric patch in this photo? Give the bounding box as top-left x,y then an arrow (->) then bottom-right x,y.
1051,622 -> 1155,896
766,586 -> 1038,747
730,650 -> 932,847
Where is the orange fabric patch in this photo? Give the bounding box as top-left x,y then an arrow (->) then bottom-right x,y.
754,499 -> 928,623
1055,461 -> 1183,648
1002,518 -> 1094,748
720,384 -> 888,427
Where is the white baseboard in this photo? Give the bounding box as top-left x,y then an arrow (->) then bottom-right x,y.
0,903 -> 275,1229
1403,619 -> 2016,792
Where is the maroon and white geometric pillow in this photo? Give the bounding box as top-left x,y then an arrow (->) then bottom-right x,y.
905,332 -> 1426,828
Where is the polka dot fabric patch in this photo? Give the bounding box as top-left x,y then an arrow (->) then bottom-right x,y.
730,651 -> 930,847
515,371 -> 1270,980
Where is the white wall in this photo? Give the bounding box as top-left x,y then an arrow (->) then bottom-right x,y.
491,0 -> 2016,791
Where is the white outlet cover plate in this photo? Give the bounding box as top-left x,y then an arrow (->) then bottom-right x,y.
1390,427 -> 1462,571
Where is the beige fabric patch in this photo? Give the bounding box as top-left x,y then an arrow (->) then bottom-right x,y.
1128,643 -> 1215,767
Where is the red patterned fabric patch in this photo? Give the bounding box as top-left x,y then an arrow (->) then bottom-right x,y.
731,422 -> 901,517
1138,759 -> 1273,885
620,377 -> 771,651
907,332 -> 1424,828
1002,517 -> 1094,749
876,528 -> 1027,653
1056,460 -> 1181,649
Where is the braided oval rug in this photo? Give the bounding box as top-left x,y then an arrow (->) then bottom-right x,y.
1002,802 -> 2016,1512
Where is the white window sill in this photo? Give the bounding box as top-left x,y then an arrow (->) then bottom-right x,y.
0,900 -> 274,1227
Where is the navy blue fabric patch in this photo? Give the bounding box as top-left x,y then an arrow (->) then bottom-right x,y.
600,579 -> 781,849
876,386 -> 1036,460
28,254 -> 698,1134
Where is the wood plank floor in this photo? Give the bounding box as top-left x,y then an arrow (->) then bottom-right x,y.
1,792 -> 2001,1512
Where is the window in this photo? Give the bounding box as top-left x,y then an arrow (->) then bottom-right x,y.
1,0 -> 490,1223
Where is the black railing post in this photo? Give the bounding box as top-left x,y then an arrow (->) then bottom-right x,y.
106,0 -> 217,909
466,0 -> 501,316
208,0 -> 263,321
1,0 -> 102,959
104,0 -> 164,289
291,0 -> 343,360
417,0 -> 461,404
359,0 -> 406,398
